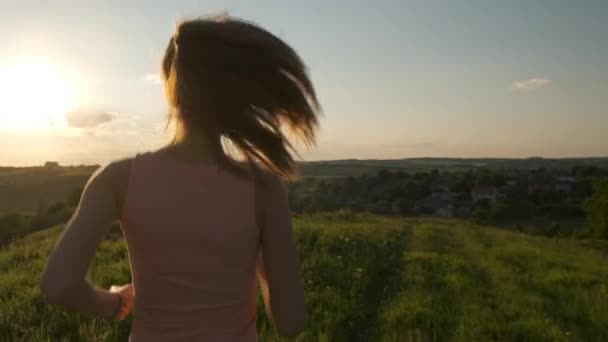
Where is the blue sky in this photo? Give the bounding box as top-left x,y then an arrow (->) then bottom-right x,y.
0,0 -> 607,165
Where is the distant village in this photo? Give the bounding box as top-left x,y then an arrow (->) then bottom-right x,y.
412,173 -> 578,218
288,166 -> 606,222
2,161 -> 604,224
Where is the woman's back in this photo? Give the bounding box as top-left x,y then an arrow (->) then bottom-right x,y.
122,150 -> 259,341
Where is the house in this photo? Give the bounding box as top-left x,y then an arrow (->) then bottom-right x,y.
430,180 -> 451,193
555,182 -> 572,194
558,176 -> 577,183
554,176 -> 576,194
528,183 -> 553,195
44,161 -> 60,170
436,204 -> 454,217
414,193 -> 455,217
527,174 -> 555,195
471,186 -> 498,203
454,200 -> 474,217
499,184 -> 517,197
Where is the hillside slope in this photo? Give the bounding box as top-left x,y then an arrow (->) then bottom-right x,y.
1,215 -> 607,341
0,166 -> 94,214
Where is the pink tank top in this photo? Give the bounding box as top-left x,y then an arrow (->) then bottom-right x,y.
120,151 -> 259,342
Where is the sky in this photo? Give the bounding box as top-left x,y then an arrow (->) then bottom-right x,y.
0,0 -> 607,166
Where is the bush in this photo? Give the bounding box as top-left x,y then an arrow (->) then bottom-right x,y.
491,200 -> 533,220
584,178 -> 608,239
0,213 -> 25,244
0,212 -> 23,229
67,187 -> 84,208
48,201 -> 67,215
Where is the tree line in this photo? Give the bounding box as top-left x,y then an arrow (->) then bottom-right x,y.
1,166 -> 607,242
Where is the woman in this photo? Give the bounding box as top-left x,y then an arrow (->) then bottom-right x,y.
41,15 -> 320,341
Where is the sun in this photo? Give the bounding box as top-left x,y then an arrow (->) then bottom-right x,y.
0,57 -> 79,132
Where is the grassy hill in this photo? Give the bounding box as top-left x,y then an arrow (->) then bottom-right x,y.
1,214 -> 607,341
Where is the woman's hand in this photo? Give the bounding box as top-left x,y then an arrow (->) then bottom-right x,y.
109,284 -> 134,320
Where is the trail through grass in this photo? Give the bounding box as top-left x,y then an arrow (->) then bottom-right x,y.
1,214 -> 607,341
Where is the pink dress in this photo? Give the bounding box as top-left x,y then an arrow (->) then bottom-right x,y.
120,150 -> 259,341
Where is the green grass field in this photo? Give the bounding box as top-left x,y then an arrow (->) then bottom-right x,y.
1,214 -> 607,341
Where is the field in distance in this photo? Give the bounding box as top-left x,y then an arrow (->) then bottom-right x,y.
0,166 -> 95,215
2,156 -> 608,213
1,214 -> 606,341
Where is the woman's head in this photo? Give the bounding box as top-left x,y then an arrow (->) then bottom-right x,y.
162,16 -> 320,178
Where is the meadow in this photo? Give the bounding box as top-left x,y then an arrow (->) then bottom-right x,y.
1,213 -> 607,341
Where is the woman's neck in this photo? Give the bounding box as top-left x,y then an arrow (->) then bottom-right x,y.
166,127 -> 221,164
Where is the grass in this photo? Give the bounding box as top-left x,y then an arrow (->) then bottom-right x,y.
1,214 -> 607,341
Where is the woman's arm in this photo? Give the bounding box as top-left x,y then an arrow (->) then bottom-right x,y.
255,174 -> 307,337
40,162 -> 131,319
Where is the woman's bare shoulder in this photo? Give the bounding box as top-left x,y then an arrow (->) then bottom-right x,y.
97,158 -> 132,185
93,158 -> 134,214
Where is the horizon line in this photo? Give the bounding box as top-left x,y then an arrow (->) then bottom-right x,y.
3,155 -> 608,169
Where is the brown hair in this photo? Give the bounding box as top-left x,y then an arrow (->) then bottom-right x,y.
162,16 -> 320,178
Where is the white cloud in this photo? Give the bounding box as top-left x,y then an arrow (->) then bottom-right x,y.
144,73 -> 162,85
65,109 -> 117,128
90,115 -> 140,136
511,78 -> 550,91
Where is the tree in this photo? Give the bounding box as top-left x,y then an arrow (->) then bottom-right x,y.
491,200 -> 532,220
344,176 -> 358,194
473,199 -> 492,220
0,212 -> 24,244
67,187 -> 84,208
48,201 -> 67,215
36,199 -> 48,217
573,166 -> 606,178
391,199 -> 412,215
430,169 -> 440,180
0,212 -> 23,231
584,178 -> 608,239
451,178 -> 472,193
377,169 -> 390,180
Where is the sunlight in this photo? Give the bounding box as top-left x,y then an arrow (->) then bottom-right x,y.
0,57 -> 79,132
